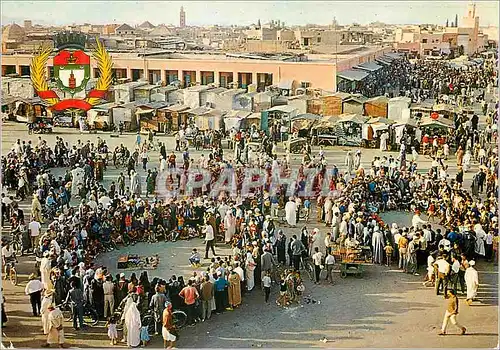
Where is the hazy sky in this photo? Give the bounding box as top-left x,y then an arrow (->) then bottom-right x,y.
2,0 -> 499,27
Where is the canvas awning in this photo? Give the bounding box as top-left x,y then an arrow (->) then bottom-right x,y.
161,104 -> 191,112
136,109 -> 154,115
433,103 -> 457,113
336,113 -> 368,124
267,105 -> 298,114
420,117 -> 454,129
312,115 -> 338,129
369,122 -> 390,132
393,119 -> 418,128
188,106 -> 212,116
244,113 -> 261,120
354,62 -> 383,72
375,58 -> 391,66
337,70 -> 369,82
291,113 -> 321,121
366,117 -> 395,125
225,110 -> 252,119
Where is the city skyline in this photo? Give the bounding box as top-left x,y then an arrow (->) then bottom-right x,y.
2,0 -> 499,27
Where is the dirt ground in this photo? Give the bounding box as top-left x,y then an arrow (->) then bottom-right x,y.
1,121 -> 498,348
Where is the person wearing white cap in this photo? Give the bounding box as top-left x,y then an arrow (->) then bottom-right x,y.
464,260 -> 479,305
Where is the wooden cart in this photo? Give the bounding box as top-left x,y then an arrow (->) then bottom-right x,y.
331,245 -> 366,279
339,261 -> 364,278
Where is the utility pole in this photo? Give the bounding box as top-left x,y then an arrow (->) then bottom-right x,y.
334,16 -> 338,66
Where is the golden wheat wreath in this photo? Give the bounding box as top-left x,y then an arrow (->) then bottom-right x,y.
30,38 -> 112,109
30,44 -> 59,106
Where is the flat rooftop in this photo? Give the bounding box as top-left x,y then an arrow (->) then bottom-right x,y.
2,45 -> 389,66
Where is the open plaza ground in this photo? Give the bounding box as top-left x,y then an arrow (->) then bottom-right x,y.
1,121 -> 498,348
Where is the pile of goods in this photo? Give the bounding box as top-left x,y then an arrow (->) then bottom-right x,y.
117,254 -> 160,270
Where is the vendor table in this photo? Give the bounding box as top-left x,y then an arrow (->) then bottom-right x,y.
317,134 -> 338,146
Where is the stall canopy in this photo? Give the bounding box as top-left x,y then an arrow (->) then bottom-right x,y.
354,61 -> 383,72
375,57 -> 392,66
366,117 -> 395,133
366,117 -> 395,125
433,103 -> 458,113
291,113 -> 321,121
393,119 -> 418,128
335,113 -> 368,125
267,105 -> 298,113
162,104 -> 191,113
1,95 -> 21,107
291,113 -> 320,132
225,110 -> 252,119
241,112 -> 261,129
312,115 -> 339,129
420,116 -> 454,129
410,103 -> 433,111
337,70 -> 369,82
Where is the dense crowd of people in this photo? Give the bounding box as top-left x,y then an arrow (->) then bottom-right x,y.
1,52 -> 498,347
340,54 -> 497,104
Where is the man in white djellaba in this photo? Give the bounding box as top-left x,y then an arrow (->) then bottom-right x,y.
285,197 -> 297,227
464,260 -> 479,305
124,301 -> 141,347
70,165 -> 85,197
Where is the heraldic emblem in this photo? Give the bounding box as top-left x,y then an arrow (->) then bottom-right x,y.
30,32 -> 112,111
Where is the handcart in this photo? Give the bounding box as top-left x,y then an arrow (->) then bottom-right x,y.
331,245 -> 366,279
339,261 -> 364,278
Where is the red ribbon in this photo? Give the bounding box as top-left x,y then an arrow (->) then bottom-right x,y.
37,89 -> 108,111
87,90 -> 107,99
50,99 -> 93,111
37,90 -> 59,99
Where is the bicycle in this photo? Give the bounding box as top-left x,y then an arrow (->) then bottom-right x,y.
140,309 -> 187,332
114,305 -> 187,333
10,233 -> 23,257
3,260 -> 18,286
59,302 -> 99,327
172,310 -> 187,328
300,256 -> 315,282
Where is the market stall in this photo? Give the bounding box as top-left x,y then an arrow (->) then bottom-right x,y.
409,102 -> 433,121
240,112 -> 261,131
363,117 -> 395,149
342,95 -> 367,115
393,119 -> 419,148
53,111 -> 75,128
192,108 -> 225,131
87,109 -> 112,130
419,116 -> 455,146
290,113 -> 320,137
261,105 -> 298,141
321,92 -> 351,116
388,96 -> 411,120
334,114 -> 369,146
223,110 -> 252,131
13,97 -> 51,123
329,245 -> 371,278
160,104 -> 191,132
311,115 -> 339,146
432,103 -> 458,119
